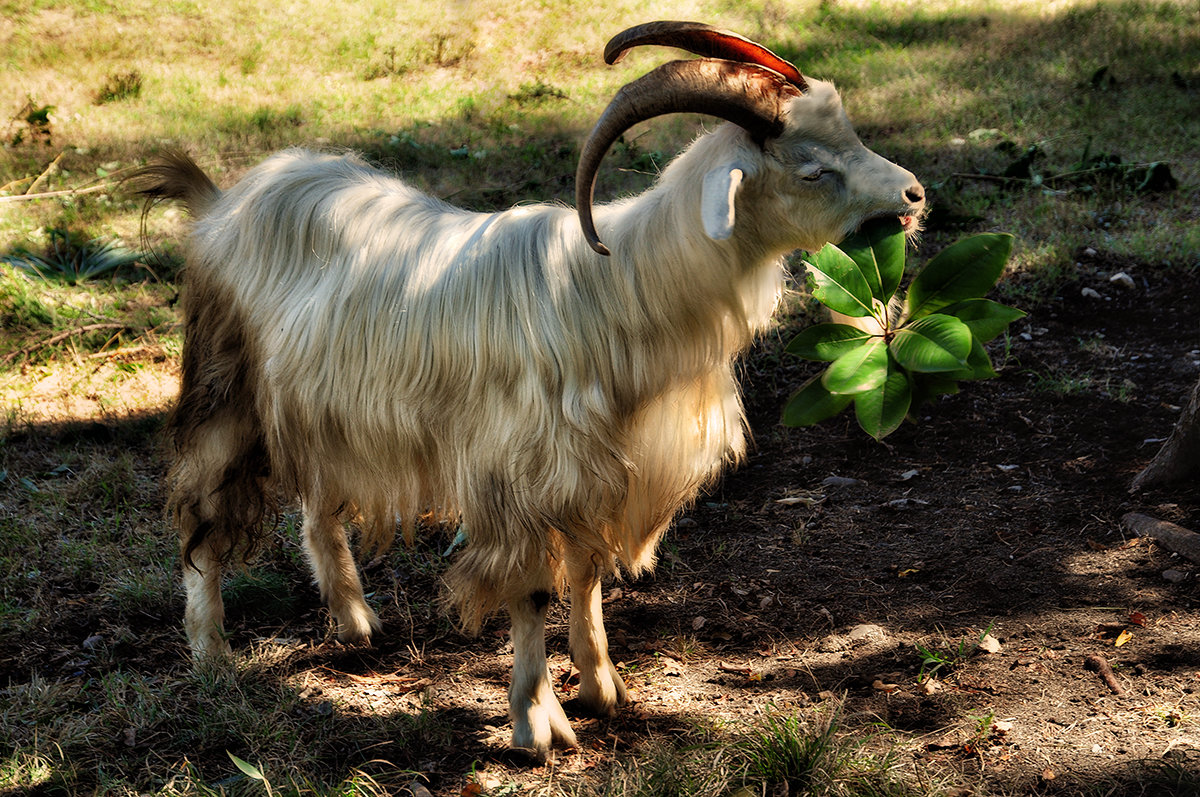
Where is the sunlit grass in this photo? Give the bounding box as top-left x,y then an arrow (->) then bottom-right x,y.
0,1 -> 1198,793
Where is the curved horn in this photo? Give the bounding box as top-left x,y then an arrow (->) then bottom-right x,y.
605,20 -> 807,92
576,58 -> 801,256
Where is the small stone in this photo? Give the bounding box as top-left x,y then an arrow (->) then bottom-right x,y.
1162,568 -> 1188,583
822,475 -> 862,488
1081,287 -> 1103,300
1109,271 -> 1136,289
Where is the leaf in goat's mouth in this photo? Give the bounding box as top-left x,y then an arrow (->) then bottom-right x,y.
857,215 -> 907,237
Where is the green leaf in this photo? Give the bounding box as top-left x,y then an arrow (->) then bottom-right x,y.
806,245 -> 875,317
785,323 -> 877,362
941,337 -> 999,381
910,374 -> 962,412
889,314 -> 973,373
838,217 -> 906,302
228,752 -> 266,782
823,337 -> 889,394
854,362 -> 912,440
939,298 -> 1026,343
904,233 -> 1014,321
782,374 -> 854,426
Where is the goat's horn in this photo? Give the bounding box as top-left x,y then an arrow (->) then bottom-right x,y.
576,58 -> 801,256
605,20 -> 808,92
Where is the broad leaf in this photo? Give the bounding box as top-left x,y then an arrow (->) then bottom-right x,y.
888,314 -> 973,373
838,217 -> 906,303
941,337 -> 999,381
854,361 -> 912,440
782,374 -> 854,426
785,323 -> 878,362
806,245 -> 875,318
823,337 -> 889,394
940,298 -> 1026,343
904,233 -> 1014,321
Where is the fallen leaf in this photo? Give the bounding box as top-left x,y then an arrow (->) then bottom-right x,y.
1129,611 -> 1148,627
460,783 -> 484,797
692,615 -> 707,630
658,656 -> 683,676
774,494 -> 821,507
1040,768 -> 1056,782
872,679 -> 899,693
979,634 -> 1002,654
718,661 -> 752,677
1114,629 -> 1133,647
992,719 -> 1014,735
920,678 -> 942,695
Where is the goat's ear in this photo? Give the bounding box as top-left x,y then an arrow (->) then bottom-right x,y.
700,163 -> 747,241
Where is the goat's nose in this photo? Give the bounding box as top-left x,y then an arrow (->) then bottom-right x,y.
905,183 -> 925,206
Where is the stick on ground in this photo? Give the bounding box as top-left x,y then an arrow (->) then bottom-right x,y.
1122,512 -> 1200,565
1083,654 -> 1126,696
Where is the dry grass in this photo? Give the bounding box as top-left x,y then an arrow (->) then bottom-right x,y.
1,0 -> 1198,794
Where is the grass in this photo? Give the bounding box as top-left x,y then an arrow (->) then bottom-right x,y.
1,0 -> 1199,794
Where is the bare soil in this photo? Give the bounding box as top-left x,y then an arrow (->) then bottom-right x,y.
2,253 -> 1199,795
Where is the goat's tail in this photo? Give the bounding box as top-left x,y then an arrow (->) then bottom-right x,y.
129,150 -> 220,218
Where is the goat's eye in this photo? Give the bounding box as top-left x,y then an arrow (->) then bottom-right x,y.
800,168 -> 826,182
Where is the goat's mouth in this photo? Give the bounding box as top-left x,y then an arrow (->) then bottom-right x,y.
855,211 -> 923,238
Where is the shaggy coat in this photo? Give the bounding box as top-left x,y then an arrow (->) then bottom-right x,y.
139,73 -> 924,756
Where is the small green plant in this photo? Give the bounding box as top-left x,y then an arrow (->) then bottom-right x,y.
915,622 -> 996,682
783,219 -> 1024,439
93,71 -> 143,105
3,228 -> 143,285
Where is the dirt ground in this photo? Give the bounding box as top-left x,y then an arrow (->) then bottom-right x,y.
3,252 -> 1199,795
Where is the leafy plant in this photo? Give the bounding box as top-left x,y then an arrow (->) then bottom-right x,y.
915,622 -> 996,682
783,219 -> 1024,439
93,71 -> 143,105
2,228 -> 143,285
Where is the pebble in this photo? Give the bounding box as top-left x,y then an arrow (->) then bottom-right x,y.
1109,271 -> 1136,290
1163,569 -> 1188,583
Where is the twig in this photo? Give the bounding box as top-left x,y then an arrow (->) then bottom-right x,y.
1,323 -> 128,365
0,182 -> 116,203
25,151 -> 66,195
1083,654 -> 1125,696
1121,512 -> 1200,564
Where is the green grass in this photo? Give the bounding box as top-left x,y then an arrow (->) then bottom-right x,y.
1,1 -> 1199,794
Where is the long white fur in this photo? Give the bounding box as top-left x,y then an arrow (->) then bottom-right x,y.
161,77 -> 923,757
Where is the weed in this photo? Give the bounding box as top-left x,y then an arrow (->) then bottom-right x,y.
915,622 -> 995,682
94,71 -> 143,105
3,227 -> 143,285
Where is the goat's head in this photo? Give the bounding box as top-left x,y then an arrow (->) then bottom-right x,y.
576,21 -> 926,256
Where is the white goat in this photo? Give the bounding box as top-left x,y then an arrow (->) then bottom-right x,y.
136,21 -> 924,757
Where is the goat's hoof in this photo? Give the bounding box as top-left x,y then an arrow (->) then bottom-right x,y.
577,664 -> 628,716
335,605 -> 382,645
188,631 -> 234,662
511,702 -> 578,759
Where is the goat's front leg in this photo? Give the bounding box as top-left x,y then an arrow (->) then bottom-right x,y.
567,553 -> 627,715
508,589 -> 577,757
301,500 -> 381,644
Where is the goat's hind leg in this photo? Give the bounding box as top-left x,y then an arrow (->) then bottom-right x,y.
300,499 -> 381,644
171,441 -> 238,659
180,526 -> 230,659
567,552 -> 627,716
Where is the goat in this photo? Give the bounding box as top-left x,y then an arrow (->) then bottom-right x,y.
135,21 -> 925,757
